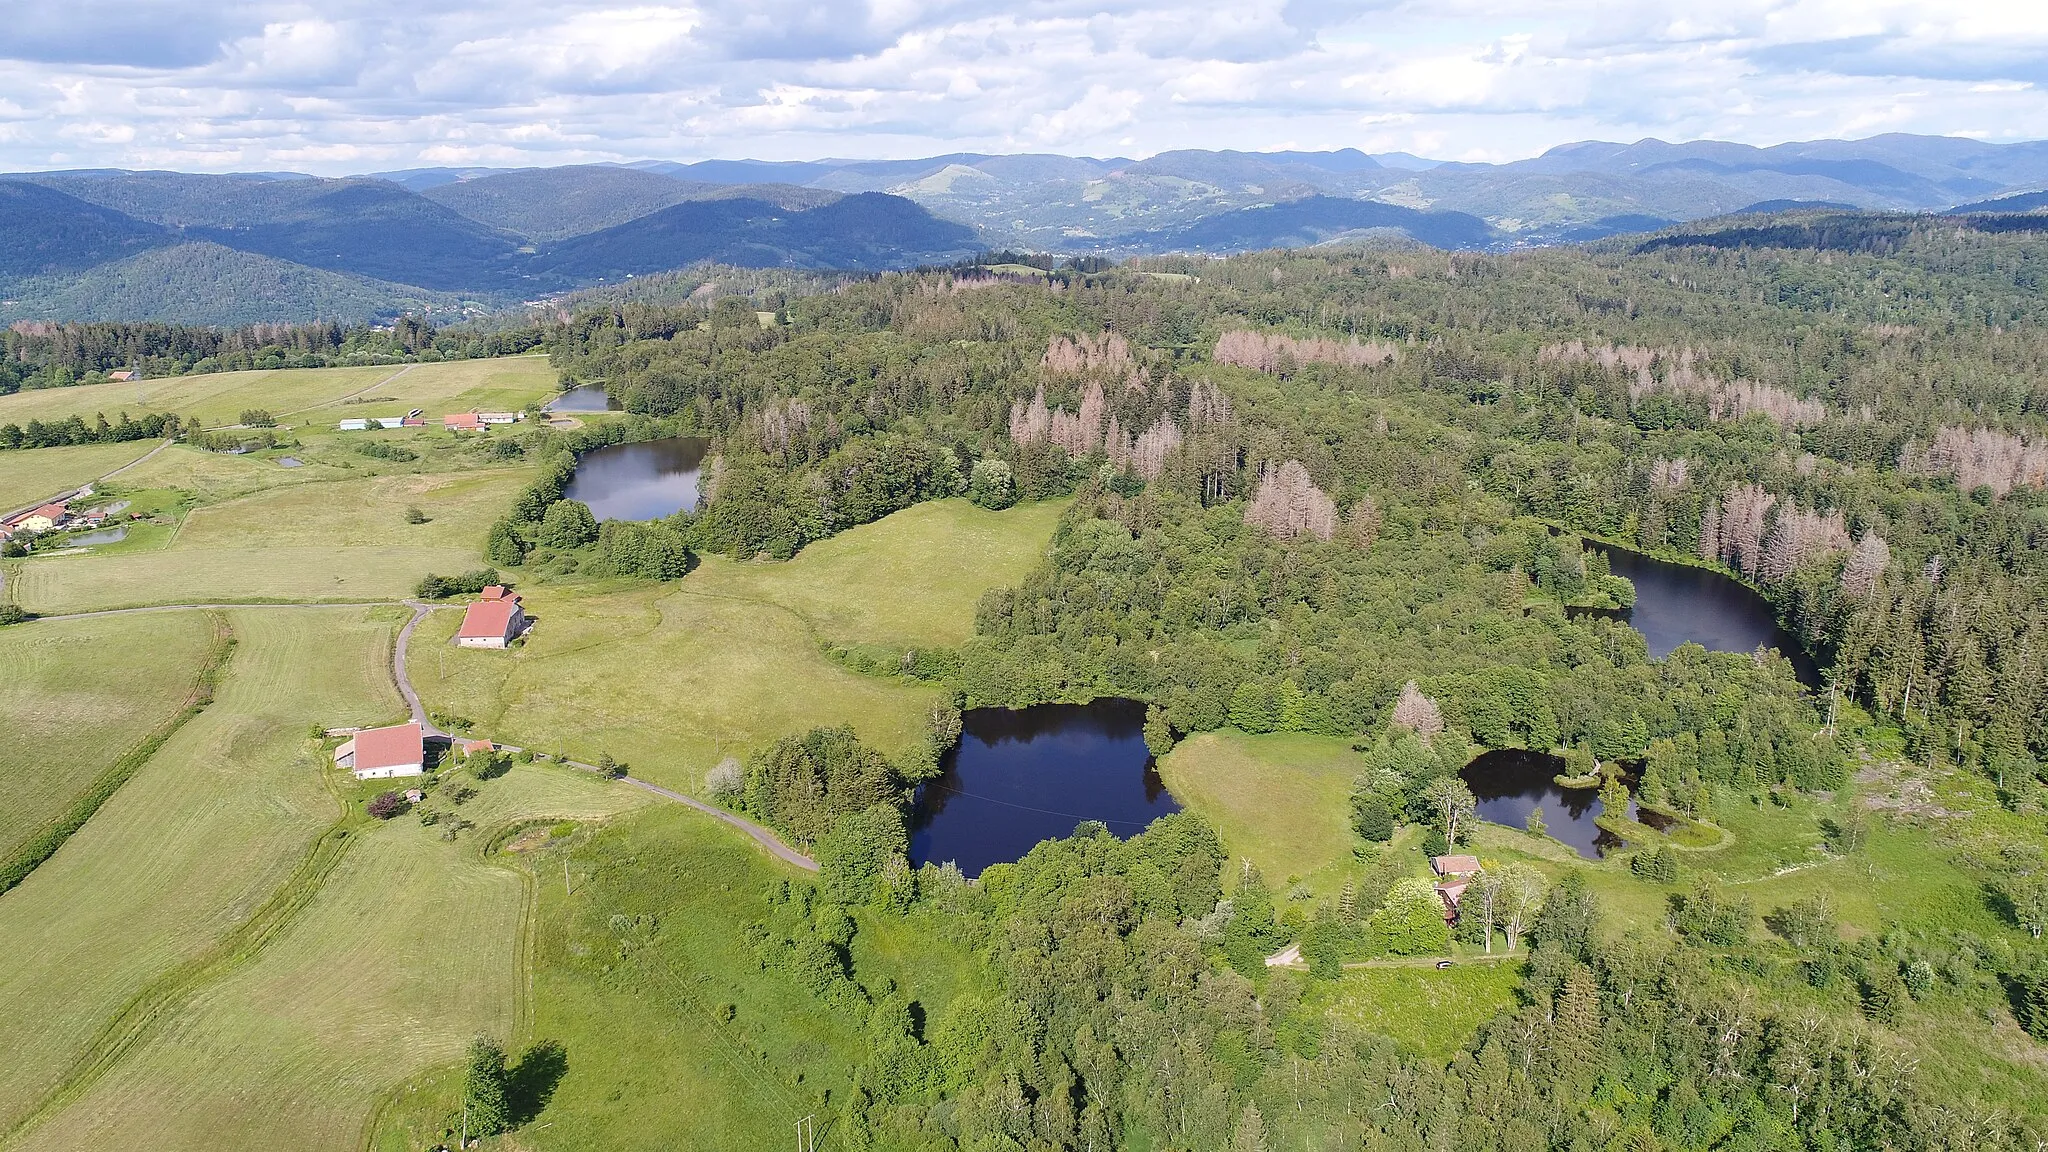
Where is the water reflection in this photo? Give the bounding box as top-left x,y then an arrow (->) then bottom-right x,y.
550,384 -> 619,413
560,436 -> 707,521
1461,748 -> 1661,860
909,699 -> 1180,877
1576,545 -> 1819,686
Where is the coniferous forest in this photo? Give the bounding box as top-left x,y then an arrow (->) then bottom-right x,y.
440,220 -> 2048,1149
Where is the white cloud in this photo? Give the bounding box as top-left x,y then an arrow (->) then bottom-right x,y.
0,0 -> 2043,173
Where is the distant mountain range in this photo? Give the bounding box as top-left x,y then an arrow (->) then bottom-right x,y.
3,133 -> 2046,325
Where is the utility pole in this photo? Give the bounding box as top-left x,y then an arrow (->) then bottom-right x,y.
795,1114 -> 816,1152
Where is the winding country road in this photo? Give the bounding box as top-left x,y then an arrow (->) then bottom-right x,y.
15,597 -> 819,871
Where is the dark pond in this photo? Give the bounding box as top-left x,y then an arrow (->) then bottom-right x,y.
550,384 -> 619,413
1579,545 -> 1819,686
560,436 -> 708,521
909,698 -> 1180,877
1461,748 -> 1670,860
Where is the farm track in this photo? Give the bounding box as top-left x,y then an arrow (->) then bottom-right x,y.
18,600 -> 817,866
274,363 -> 417,418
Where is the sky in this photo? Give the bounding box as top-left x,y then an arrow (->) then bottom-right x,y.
1,0 -> 2045,174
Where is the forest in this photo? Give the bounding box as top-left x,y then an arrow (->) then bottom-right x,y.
429,222 -> 2048,1147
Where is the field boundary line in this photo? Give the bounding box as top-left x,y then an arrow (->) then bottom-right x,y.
3,799 -> 368,1147
0,611 -> 235,896
275,363 -> 418,419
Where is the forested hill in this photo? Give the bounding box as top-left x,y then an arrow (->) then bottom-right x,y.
471,217 -> 2048,1147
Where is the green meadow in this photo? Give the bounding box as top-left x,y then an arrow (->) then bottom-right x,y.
0,441 -> 162,512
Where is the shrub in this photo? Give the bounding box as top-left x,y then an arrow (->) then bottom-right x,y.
414,568 -> 501,599
705,757 -> 745,806
539,499 -> 599,548
367,791 -> 408,819
355,440 -> 417,462
0,604 -> 28,626
403,505 -> 428,524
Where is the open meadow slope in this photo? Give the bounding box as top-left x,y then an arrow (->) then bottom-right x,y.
0,611 -> 221,874
372,804 -> 987,1152
0,440 -> 161,512
1157,730 -> 1363,891
685,497 -> 1066,649
0,607 -> 403,1139
17,765 -> 650,1152
407,580 -> 941,792
0,356 -> 556,431
3,467 -> 527,613
0,365 -> 396,427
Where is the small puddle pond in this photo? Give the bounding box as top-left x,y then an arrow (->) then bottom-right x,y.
910,698 -> 1180,877
550,384 -> 619,413
560,436 -> 708,521
62,527 -> 127,547
1575,545 -> 1818,686
1461,748 -> 1670,860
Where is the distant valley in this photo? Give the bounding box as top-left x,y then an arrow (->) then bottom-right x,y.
5,132 -> 2048,325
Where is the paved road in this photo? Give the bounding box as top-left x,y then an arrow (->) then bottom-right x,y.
392,600 -> 445,736
14,595 -> 820,872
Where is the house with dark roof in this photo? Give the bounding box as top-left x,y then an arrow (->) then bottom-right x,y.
334,722 -> 424,779
457,587 -> 527,649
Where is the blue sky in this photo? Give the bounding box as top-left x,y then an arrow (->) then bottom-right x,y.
0,0 -> 2043,173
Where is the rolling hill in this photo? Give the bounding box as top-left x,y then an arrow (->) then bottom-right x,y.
534,192 -> 979,277
422,166 -> 840,242
0,180 -> 169,277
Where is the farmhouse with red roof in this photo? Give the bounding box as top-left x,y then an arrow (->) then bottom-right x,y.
334,722 -> 424,780
457,586 -> 527,649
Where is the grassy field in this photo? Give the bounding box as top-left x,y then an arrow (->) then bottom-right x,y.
370,803 -> 981,1152
0,366 -> 396,428
4,468 -> 527,613
408,498 -> 1065,792
0,357 -> 558,432
687,497 -> 1065,649
0,441 -> 163,512
407,580 -> 942,794
296,355 -> 557,422
1317,961 -> 1524,1061
0,608 -> 402,1139
1158,730 -> 1361,890
0,612 -> 221,875
19,764 -> 649,1152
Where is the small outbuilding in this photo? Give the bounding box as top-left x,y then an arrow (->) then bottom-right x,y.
457,587 -> 527,649
1430,854 -> 1481,878
338,418 -> 370,431
334,722 -> 425,779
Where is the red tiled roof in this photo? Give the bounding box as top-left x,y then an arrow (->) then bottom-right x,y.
443,413 -> 482,429
460,739 -> 494,754
459,598 -> 521,639
353,722 -> 422,770
480,585 -> 506,600
1431,854 -> 1481,875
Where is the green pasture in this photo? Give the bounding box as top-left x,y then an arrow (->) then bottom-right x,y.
0,612 -> 220,877
1317,961 -> 1524,1061
21,764 -> 647,1152
297,355 -> 556,422
372,803 -> 978,1152
0,365 -> 395,428
4,468 -> 526,613
406,580 -> 941,793
0,608 -> 402,1139
1157,730 -> 1361,891
0,441 -> 162,512
686,496 -> 1066,649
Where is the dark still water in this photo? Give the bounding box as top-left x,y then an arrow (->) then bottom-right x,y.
1462,748 -> 1668,860
550,384 -> 619,412
910,699 -> 1181,877
559,436 -> 707,521
1585,546 -> 1819,686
